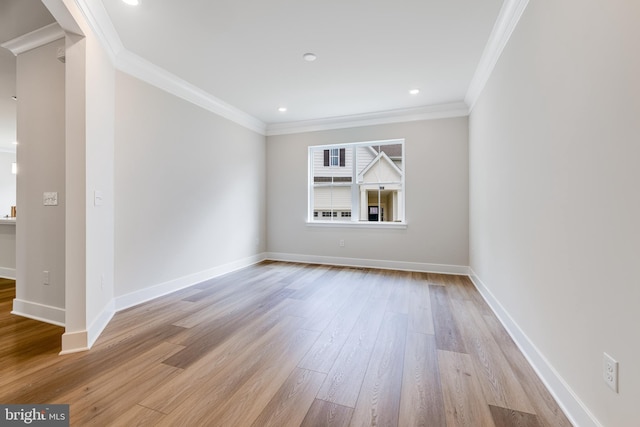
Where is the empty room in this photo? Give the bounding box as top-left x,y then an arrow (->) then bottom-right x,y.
0,0 -> 637,426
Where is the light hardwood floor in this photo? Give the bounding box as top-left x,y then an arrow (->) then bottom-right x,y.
0,263 -> 572,426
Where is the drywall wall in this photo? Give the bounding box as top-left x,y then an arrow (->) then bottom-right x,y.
114,71 -> 266,303
83,29 -> 115,345
0,151 -> 16,217
15,39 -> 65,324
266,118 -> 469,271
468,1 -> 640,426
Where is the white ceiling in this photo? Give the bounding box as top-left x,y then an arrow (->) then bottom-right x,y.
0,0 -> 56,153
102,0 -> 504,125
0,0 -> 507,145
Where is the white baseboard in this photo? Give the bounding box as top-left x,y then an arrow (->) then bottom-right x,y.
88,300 -> 115,348
114,253 -> 267,311
60,330 -> 89,355
468,269 -> 602,427
59,300 -> 115,354
0,267 -> 16,279
265,252 -> 470,275
12,298 -> 65,326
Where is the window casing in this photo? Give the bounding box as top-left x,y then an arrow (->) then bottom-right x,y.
308,139 -> 405,225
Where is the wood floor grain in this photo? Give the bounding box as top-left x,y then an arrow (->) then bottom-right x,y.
0,264 -> 572,426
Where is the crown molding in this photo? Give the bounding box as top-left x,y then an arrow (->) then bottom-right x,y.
116,50 -> 267,135
0,23 -> 65,56
265,102 -> 469,136
72,0 -> 124,63
74,0 -> 266,135
465,0 -> 530,111
72,0 -> 524,136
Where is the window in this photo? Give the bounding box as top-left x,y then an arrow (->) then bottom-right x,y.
309,139 -> 405,225
330,149 -> 339,166
324,148 -> 346,167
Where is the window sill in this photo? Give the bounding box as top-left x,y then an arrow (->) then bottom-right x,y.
306,220 -> 407,229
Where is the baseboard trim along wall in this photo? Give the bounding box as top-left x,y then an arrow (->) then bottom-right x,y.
59,301 -> 116,354
60,330 -> 89,355
11,298 -> 65,327
114,253 -> 267,311
468,269 -> 602,427
265,252 -> 470,275
0,267 -> 16,280
88,300 -> 116,348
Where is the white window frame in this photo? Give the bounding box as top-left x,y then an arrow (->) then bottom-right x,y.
307,138 -> 406,229
329,148 -> 340,166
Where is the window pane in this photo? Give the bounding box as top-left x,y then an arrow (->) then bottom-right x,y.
310,140 -> 404,223
330,148 -> 339,166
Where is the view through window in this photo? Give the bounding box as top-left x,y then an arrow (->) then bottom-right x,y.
308,139 -> 405,224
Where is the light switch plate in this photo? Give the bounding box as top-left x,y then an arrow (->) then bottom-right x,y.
43,192 -> 58,206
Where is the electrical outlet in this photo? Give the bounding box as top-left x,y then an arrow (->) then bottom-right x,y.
43,270 -> 50,286
339,239 -> 345,247
603,352 -> 618,392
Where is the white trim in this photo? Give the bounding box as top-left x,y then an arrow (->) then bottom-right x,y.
73,0 -> 266,135
60,330 -> 89,355
116,50 -> 267,135
87,300 -> 115,348
465,0 -> 530,111
73,0 -> 473,136
114,253 -> 267,311
266,252 -> 469,275
0,23 -> 65,56
59,301 -> 115,353
11,298 -> 65,326
267,102 -> 469,136
306,221 -> 407,230
0,267 -> 16,279
41,0 -> 84,36
468,269 -> 603,427
72,0 -> 124,62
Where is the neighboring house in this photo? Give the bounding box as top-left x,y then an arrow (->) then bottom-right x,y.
312,143 -> 404,222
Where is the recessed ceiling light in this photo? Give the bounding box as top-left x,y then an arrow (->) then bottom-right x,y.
122,0 -> 140,5
278,107 -> 287,112
303,53 -> 317,62
409,89 -> 420,95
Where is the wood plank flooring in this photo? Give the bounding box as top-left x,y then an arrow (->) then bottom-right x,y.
0,263 -> 572,426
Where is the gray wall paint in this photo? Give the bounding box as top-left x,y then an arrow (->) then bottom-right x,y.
114,71 -> 266,297
15,39 -> 66,313
469,1 -> 639,425
266,118 -> 469,268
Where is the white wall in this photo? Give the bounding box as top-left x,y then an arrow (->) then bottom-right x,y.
0,151 -> 16,217
114,71 -> 266,303
15,39 -> 66,324
266,118 -> 469,271
83,29 -> 115,346
468,1 -> 640,426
